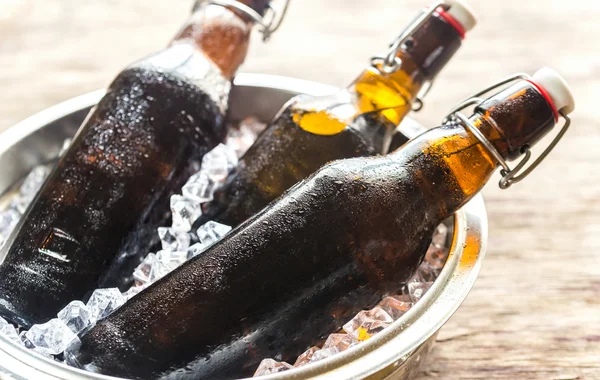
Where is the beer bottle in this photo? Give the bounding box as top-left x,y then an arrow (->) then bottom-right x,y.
70,68 -> 575,380
193,0 -> 477,229
0,0 -> 286,328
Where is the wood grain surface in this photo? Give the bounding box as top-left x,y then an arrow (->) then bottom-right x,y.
1,0 -> 599,379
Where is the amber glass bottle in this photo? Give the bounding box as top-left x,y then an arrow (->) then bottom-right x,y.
0,0 -> 278,328
71,68 -> 574,380
193,1 -> 477,229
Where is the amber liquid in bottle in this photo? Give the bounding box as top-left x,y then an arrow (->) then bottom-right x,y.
0,1 -> 270,328
193,5 -> 466,229
71,79 -> 560,380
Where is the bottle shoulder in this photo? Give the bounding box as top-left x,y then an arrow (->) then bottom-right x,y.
284,73 -> 412,149
120,43 -> 232,114
100,65 -> 224,122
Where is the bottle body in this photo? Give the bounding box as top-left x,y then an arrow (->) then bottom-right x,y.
72,124 -> 487,379
0,2 -> 254,327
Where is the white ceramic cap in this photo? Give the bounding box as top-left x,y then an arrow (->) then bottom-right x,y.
446,0 -> 477,32
532,67 -> 575,115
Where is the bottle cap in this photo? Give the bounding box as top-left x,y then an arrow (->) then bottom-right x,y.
445,0 -> 477,33
531,67 -> 575,116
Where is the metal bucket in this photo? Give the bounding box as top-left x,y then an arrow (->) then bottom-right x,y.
0,73 -> 487,380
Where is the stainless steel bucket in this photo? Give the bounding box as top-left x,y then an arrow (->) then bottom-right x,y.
0,73 -> 487,380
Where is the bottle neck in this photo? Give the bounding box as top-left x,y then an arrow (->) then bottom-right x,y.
348,8 -> 464,126
287,9 -> 464,147
474,81 -> 557,160
172,3 -> 256,80
403,6 -> 464,80
349,57 -> 424,127
445,80 -> 557,198
389,80 -> 558,219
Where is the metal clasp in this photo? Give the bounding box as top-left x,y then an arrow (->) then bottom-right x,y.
411,80 -> 433,112
202,0 -> 290,41
442,73 -> 571,189
370,1 -> 443,111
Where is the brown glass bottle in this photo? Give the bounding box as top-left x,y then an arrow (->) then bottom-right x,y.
0,0 -> 275,328
193,1 -> 476,230
70,69 -> 574,379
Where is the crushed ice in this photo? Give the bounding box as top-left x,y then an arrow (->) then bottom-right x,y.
57,301 -> 93,335
25,319 -> 79,356
0,165 -> 51,248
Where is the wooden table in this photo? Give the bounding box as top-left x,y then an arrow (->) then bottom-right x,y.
1,1 -> 599,379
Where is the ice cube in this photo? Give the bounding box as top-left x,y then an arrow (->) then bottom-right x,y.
156,250 -> 188,269
170,195 -> 202,232
10,195 -> 30,214
239,116 -> 266,135
182,172 -> 217,203
226,117 -> 265,158
148,260 -> 172,283
0,324 -> 21,343
0,316 -> 8,328
225,117 -> 266,157
64,335 -> 82,358
226,129 -> 254,158
343,306 -> 394,341
0,208 -> 21,243
253,358 -> 292,377
378,296 -> 414,320
410,262 -> 440,283
425,245 -> 449,270
201,143 -> 238,181
157,227 -> 191,251
322,333 -> 357,352
122,284 -> 147,301
18,330 -> 55,358
86,288 -> 125,321
20,330 -> 35,349
57,301 -> 93,335
431,223 -> 449,249
404,282 -> 433,302
59,138 -> 72,157
25,319 -> 78,355
309,347 -> 339,363
196,221 -> 232,246
20,165 -> 51,202
187,242 -> 208,259
133,253 -> 157,285
63,337 -> 83,364
293,346 -> 319,367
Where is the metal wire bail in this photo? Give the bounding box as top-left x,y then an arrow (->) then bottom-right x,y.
370,1 -> 444,111
442,73 -> 532,123
412,80 -> 433,112
498,112 -> 571,189
371,1 -> 445,74
202,0 -> 290,41
443,74 -> 572,189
